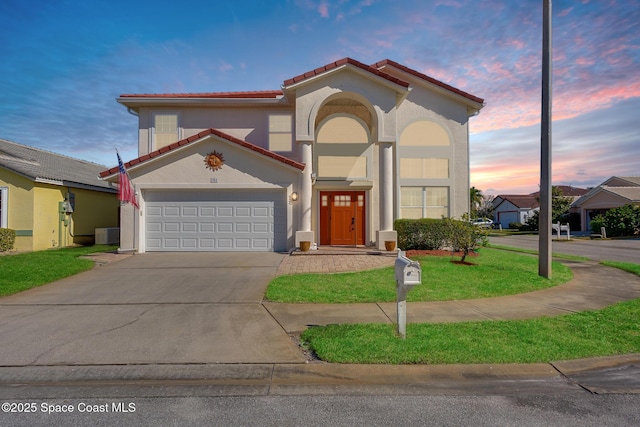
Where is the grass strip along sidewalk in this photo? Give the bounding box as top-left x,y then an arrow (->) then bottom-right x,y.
0,245 -> 117,297
296,254 -> 640,364
301,298 -> 640,364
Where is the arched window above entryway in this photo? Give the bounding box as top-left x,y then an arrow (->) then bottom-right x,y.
315,113 -> 372,180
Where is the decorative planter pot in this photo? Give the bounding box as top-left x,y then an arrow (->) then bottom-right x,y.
384,240 -> 396,251
300,241 -> 311,252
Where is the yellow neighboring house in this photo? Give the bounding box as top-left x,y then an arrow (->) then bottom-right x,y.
0,139 -> 119,252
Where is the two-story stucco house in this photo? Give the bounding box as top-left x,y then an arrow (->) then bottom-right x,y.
100,58 -> 484,253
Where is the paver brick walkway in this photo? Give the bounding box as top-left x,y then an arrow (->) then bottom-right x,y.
276,247 -> 396,275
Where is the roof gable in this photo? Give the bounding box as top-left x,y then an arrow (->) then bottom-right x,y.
0,139 -> 115,191
283,57 -> 410,90
494,195 -> 539,210
573,185 -> 640,208
602,176 -> 640,187
99,128 -> 305,178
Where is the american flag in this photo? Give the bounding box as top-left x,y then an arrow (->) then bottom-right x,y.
117,152 -> 139,209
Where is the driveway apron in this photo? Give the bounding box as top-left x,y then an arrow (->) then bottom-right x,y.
0,253 -> 306,365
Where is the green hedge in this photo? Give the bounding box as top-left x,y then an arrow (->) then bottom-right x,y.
395,218 -> 487,261
394,218 -> 449,250
0,228 -> 16,251
590,204 -> 640,237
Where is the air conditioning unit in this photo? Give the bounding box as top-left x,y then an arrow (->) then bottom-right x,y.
95,227 -> 120,245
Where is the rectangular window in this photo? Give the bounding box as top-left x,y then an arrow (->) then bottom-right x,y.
400,186 -> 449,219
268,114 -> 292,152
400,158 -> 449,179
153,113 -> 179,150
317,156 -> 367,178
0,187 -> 7,228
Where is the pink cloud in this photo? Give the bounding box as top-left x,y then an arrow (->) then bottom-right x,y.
318,1 -> 329,18
575,57 -> 595,65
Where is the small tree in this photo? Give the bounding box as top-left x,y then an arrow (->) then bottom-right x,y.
550,186 -> 573,223
527,186 -> 574,230
445,216 -> 488,263
469,187 -> 484,218
477,194 -> 495,220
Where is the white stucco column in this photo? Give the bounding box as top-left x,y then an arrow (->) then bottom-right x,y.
300,141 -> 312,231
380,141 -> 393,230
296,140 -> 314,247
377,141 -> 397,250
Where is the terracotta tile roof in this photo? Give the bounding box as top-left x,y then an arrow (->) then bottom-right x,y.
99,128 -> 305,178
283,57 -> 410,89
372,59 -> 484,104
119,90 -> 283,99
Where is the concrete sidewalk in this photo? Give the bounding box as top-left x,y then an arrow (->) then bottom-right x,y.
266,259 -> 640,332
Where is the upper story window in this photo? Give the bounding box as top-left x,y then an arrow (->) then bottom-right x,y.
153,113 -> 179,150
400,120 -> 450,146
268,114 -> 293,152
315,114 -> 371,180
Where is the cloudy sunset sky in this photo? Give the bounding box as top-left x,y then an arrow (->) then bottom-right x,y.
1,0 -> 638,196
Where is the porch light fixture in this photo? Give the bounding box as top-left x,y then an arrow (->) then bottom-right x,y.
290,192 -> 298,203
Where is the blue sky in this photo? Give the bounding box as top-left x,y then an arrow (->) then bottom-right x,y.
1,0 -> 639,195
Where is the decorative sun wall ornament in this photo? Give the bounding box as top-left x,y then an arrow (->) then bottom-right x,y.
204,151 -> 224,171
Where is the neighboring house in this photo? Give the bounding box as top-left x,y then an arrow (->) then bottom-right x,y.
572,176 -> 640,231
492,195 -> 539,229
0,139 -> 119,252
493,186 -> 588,229
530,185 -> 588,208
100,58 -> 484,253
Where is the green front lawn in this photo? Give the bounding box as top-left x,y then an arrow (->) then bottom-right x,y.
266,248 -> 572,303
0,245 -> 117,296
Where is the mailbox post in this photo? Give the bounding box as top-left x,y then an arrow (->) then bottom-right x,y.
394,251 -> 421,339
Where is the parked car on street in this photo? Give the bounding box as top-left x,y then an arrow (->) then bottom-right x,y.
470,218 -> 494,228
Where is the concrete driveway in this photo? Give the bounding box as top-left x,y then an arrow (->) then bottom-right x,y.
0,253 -> 306,366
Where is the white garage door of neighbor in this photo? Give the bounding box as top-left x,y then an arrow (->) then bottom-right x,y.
145,190 -> 286,251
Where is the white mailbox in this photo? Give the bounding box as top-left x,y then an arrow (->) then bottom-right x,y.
394,251 -> 421,287
394,250 -> 422,339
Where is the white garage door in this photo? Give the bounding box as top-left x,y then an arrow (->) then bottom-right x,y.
145,190 -> 286,252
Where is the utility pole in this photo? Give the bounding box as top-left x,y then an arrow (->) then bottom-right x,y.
539,0 -> 552,278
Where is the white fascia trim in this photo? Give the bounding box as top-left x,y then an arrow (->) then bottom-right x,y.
117,97 -> 285,108
34,177 -> 64,186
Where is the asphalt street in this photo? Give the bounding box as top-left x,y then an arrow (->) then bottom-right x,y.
489,234 -> 640,263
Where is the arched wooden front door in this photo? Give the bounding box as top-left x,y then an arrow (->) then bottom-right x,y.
319,191 -> 365,246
